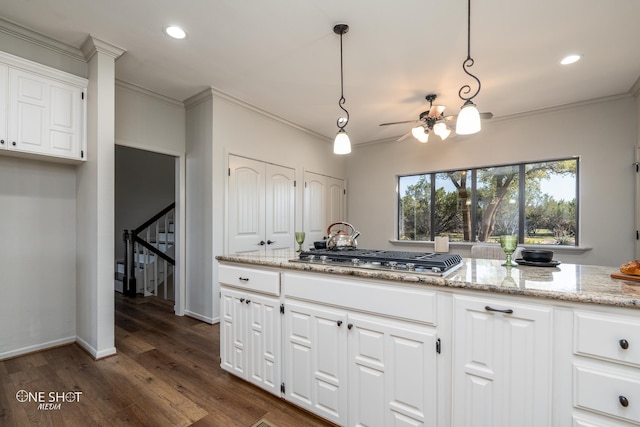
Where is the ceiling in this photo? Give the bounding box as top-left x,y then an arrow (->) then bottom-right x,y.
1,0 -> 639,145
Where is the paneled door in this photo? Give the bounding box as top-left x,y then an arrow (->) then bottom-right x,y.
303,171 -> 346,246
228,155 -> 294,254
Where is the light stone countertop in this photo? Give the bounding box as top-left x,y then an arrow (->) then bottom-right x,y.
216,250 -> 640,309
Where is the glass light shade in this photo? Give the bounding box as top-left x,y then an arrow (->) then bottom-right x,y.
411,126 -> 429,143
333,129 -> 351,154
433,122 -> 451,140
455,102 -> 481,135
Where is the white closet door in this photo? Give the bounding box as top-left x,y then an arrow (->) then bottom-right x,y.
326,175 -> 346,225
304,171 -> 346,245
265,163 -> 295,254
228,156 -> 266,254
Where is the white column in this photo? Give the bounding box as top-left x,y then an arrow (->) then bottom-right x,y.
76,36 -> 125,359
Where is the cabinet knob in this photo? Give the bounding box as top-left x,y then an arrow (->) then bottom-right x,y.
337,320 -> 342,327
619,395 -> 629,408
240,298 -> 245,302
245,299 -> 251,304
347,323 -> 353,330
620,339 -> 629,350
12,141 -> 16,146
0,139 -> 4,144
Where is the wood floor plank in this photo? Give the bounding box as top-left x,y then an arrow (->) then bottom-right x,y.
0,293 -> 334,426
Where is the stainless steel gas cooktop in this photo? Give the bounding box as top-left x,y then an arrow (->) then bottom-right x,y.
291,248 -> 463,277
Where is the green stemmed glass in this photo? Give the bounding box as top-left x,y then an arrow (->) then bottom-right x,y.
295,232 -> 306,252
499,235 -> 517,266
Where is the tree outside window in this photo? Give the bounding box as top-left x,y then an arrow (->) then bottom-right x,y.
398,158 -> 578,246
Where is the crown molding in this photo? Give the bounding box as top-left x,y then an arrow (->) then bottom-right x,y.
0,17 -> 85,62
116,79 -> 183,107
81,36 -> 126,62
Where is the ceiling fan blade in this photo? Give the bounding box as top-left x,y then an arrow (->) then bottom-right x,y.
428,105 -> 446,118
397,130 -> 413,141
442,112 -> 494,122
380,119 -> 421,126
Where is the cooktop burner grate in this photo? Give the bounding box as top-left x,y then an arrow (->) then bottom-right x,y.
294,248 -> 463,275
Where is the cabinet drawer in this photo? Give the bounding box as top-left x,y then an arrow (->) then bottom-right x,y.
283,272 -> 436,325
574,311 -> 640,367
574,364 -> 640,424
218,265 -> 280,296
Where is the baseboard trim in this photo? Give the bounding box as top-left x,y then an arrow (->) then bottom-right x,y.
185,310 -> 216,324
0,336 -> 76,361
75,336 -> 117,360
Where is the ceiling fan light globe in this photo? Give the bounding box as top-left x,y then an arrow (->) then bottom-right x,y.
411,126 -> 429,143
456,103 -> 481,135
333,129 -> 351,154
433,122 -> 451,140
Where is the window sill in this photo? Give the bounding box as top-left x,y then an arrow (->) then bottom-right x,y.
388,239 -> 592,255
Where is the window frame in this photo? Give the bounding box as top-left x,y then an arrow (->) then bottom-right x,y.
397,157 -> 580,246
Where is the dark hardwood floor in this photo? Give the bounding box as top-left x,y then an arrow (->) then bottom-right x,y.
0,293 -> 334,427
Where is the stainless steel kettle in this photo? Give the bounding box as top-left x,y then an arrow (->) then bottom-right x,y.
326,222 -> 360,249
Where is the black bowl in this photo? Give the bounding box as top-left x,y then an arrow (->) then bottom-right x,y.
521,249 -> 554,263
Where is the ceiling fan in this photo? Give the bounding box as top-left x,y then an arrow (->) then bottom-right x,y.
379,94 -> 493,143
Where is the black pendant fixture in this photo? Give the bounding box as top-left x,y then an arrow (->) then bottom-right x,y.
333,23 -> 351,155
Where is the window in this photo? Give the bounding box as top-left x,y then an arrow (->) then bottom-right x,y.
398,158 -> 578,246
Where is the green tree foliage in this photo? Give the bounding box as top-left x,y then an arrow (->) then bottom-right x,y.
399,159 -> 577,245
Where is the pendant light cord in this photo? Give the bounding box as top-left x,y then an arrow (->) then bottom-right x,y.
458,0 -> 481,103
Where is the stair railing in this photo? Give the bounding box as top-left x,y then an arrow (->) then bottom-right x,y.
122,202 -> 176,298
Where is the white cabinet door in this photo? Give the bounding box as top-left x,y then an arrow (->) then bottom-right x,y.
452,295 -> 552,427
348,312 -> 438,427
8,68 -> 84,159
220,287 -> 281,396
283,300 -> 348,426
228,155 -> 294,254
303,171 -> 346,245
220,288 -> 247,377
246,292 -> 281,395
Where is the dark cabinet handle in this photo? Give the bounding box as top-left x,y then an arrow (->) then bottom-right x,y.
245,299 -> 251,304
267,240 -> 276,245
12,141 -> 16,146
259,241 -> 266,246
620,339 -> 629,350
485,305 -> 514,314
347,323 -> 353,330
619,395 -> 629,407
240,298 -> 245,302
337,320 -> 342,326
238,277 -> 249,282
0,139 -> 4,144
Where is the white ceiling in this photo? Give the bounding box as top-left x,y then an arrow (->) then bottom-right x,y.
1,0 -> 639,145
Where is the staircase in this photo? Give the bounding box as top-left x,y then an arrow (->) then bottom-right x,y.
115,203 -> 175,300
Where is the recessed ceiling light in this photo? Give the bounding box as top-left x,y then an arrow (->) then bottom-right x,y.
164,26 -> 186,39
561,54 -> 581,65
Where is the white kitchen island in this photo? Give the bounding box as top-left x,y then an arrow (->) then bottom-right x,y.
216,251 -> 640,427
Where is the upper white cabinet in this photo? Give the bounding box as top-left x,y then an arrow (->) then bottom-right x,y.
452,294 -> 552,427
0,51 -> 87,163
304,171 -> 346,245
228,155 -> 295,254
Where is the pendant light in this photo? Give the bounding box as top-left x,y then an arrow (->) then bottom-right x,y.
333,24 -> 351,155
456,0 -> 482,135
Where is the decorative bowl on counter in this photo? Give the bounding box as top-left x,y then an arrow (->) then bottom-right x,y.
521,249 -> 554,263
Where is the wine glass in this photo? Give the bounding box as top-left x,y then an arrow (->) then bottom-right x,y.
499,235 -> 518,266
295,232 -> 306,252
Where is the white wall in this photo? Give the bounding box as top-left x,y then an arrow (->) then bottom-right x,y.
0,157 -> 77,359
346,96 -> 637,267
185,89 -> 346,323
